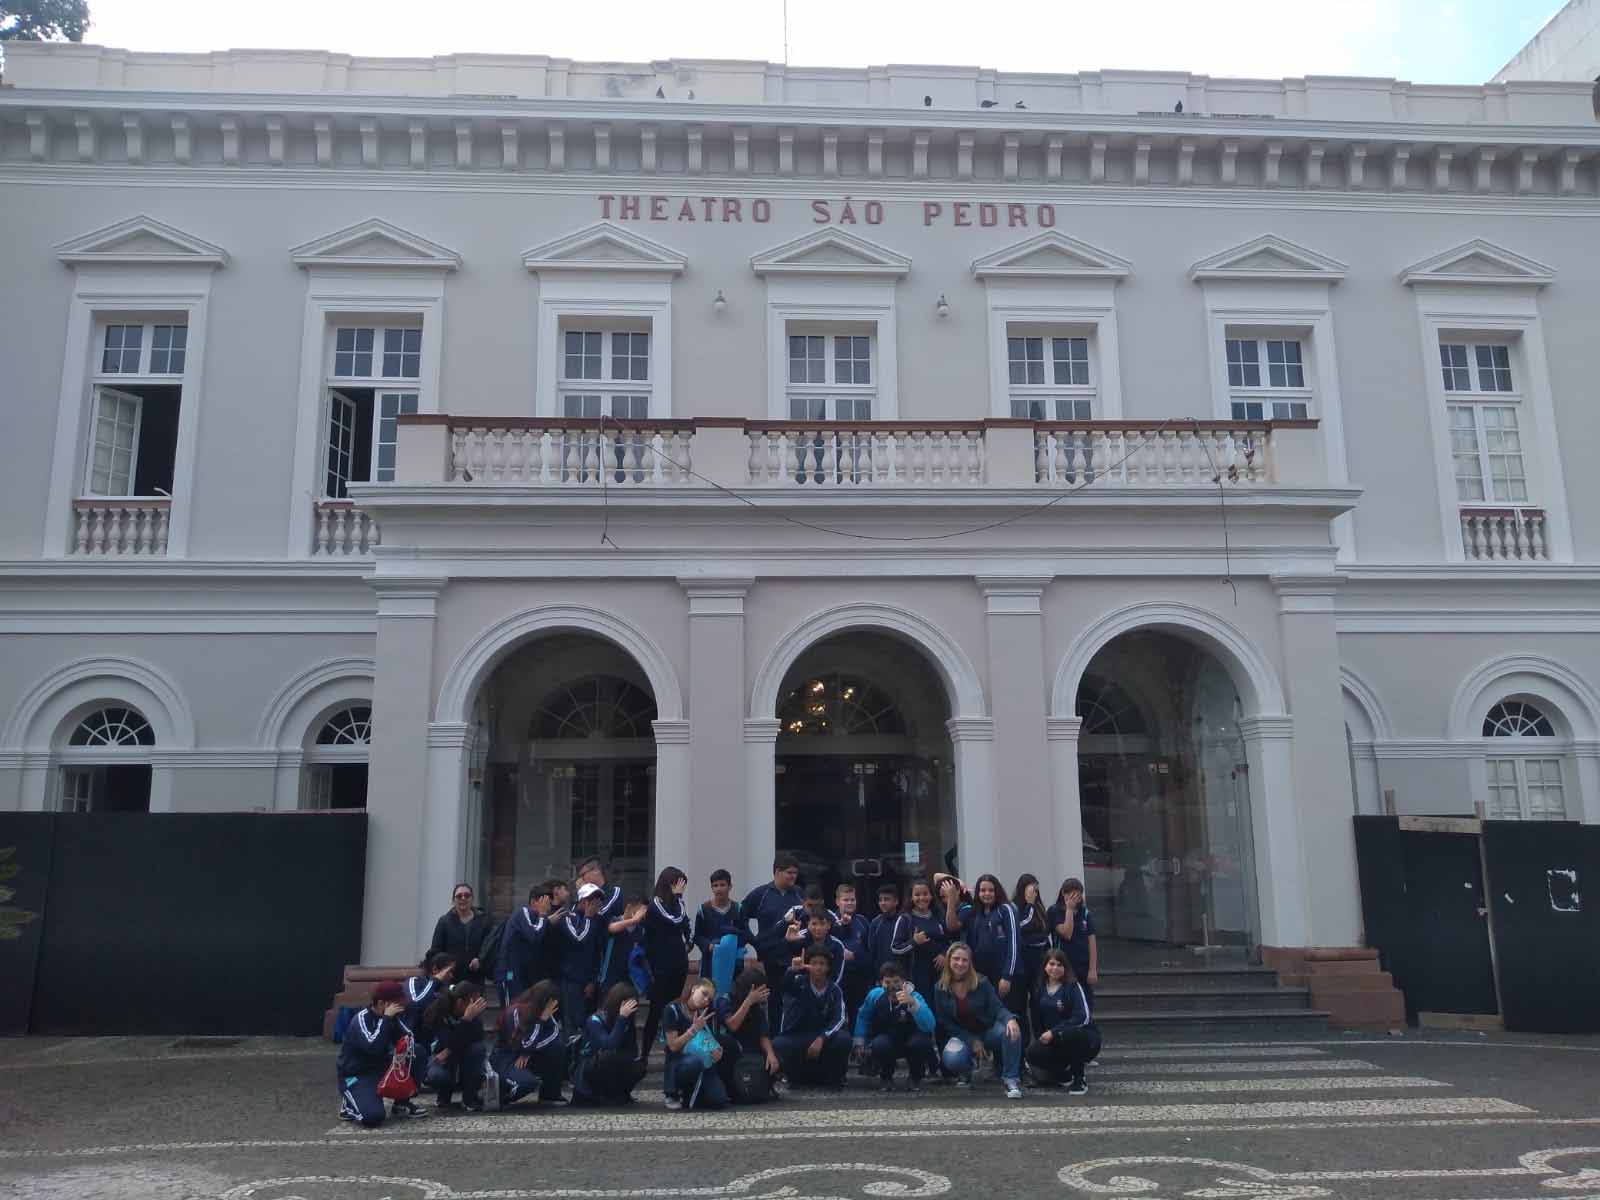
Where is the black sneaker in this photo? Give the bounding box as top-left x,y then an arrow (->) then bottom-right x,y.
877,1080 -> 896,1093
1067,1076 -> 1088,1096
392,1099 -> 428,1118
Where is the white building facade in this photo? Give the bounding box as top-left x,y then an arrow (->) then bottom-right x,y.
3,45 -> 1599,966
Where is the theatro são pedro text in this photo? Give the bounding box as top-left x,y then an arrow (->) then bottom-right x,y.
597,195 -> 1059,228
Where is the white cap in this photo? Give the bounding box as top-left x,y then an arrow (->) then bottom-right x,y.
576,882 -> 602,902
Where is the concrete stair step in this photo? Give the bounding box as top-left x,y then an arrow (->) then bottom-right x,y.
1095,967 -> 1282,992
1095,1008 -> 1332,1040
1094,987 -> 1311,1014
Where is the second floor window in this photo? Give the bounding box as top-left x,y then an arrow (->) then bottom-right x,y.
1007,333 -> 1093,420
1442,341 -> 1526,505
1226,336 -> 1310,421
84,320 -> 186,497
787,330 -> 874,421
559,329 -> 650,421
323,323 -> 422,497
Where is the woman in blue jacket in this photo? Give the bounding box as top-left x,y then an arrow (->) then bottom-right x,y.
930,942 -> 1024,1099
1011,873 -> 1052,1034
639,866 -> 694,1070
573,982 -> 647,1105
336,980 -> 411,1127
491,980 -> 566,1106
942,873 -> 1020,1007
1026,948 -> 1100,1095
421,981 -> 489,1110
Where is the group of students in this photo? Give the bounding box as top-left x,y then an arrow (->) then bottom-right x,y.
336,854 -> 1102,1126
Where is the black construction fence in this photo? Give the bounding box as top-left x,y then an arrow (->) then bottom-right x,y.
0,812 -> 365,1036
1353,814 -> 1600,1033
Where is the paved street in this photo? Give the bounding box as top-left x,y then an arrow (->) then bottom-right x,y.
2,1031 -> 1599,1199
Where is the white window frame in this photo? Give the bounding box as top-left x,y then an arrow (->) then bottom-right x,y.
319,319 -> 427,498
1407,287 -> 1570,564
1221,331 -> 1313,422
1002,324 -> 1098,421
535,287 -> 673,420
1484,755 -> 1568,821
45,282 -> 213,559
1438,338 -> 1529,509
784,324 -> 878,422
288,281 -> 445,556
556,321 -> 655,421
983,292 -> 1123,422
763,282 -> 899,420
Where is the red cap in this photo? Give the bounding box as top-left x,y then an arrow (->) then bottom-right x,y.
371,980 -> 405,1006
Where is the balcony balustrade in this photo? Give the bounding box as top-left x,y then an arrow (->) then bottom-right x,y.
312,500 -> 381,557
396,414 -> 1322,493
70,498 -> 169,556
1460,507 -> 1548,562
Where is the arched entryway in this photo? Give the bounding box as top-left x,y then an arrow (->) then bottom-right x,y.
471,634 -> 660,911
773,633 -> 956,897
1074,630 -> 1261,954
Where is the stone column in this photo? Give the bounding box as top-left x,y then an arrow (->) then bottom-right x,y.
946,717 -> 995,879
1239,714 -> 1309,949
419,721 -> 471,949
364,578 -> 444,965
1046,716 -> 1085,888
1274,575 -> 1362,947
681,578 -> 753,891
744,718 -> 781,889
977,577 -> 1052,881
652,719 -> 692,883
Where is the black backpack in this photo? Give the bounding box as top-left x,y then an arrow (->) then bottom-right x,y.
477,918 -> 507,978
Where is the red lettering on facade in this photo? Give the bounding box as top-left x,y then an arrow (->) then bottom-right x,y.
650,196 -> 668,220
923,202 -> 943,226
811,200 -> 831,223
1038,204 -> 1056,227
954,202 -> 972,226
722,198 -> 743,222
865,201 -> 883,224
1007,204 -> 1027,227
839,200 -> 857,224
598,195 -> 614,218
979,203 -> 998,227
678,199 -> 697,221
752,199 -> 771,222
620,195 -> 641,220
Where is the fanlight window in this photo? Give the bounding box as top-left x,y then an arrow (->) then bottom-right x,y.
1076,676 -> 1148,736
68,706 -> 154,747
778,675 -> 907,737
1483,700 -> 1556,738
316,705 -> 373,746
534,676 -> 657,740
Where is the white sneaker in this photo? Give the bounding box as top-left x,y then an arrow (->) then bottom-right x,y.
1004,1080 -> 1023,1100
664,1096 -> 683,1110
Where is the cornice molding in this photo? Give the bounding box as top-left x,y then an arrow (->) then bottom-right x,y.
971,231 -> 1130,281
289,217 -> 461,270
1398,238 -> 1556,288
1189,233 -> 1347,283
750,227 -> 910,278
521,220 -> 687,275
55,213 -> 228,267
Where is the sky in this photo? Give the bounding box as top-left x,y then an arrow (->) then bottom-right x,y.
77,0 -> 1566,85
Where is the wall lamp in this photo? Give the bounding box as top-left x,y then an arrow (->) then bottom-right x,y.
712,289 -> 727,313
935,293 -> 951,318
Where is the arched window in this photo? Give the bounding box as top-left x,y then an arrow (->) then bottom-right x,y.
1482,698 -> 1566,821
1076,675 -> 1147,736
778,674 -> 907,737
68,706 -> 154,747
316,705 -> 372,745
534,676 -> 657,740
1482,700 -> 1555,738
58,705 -> 155,812
302,703 -> 372,810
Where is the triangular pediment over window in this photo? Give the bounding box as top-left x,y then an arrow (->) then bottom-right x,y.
1399,239 -> 1555,287
56,215 -> 228,267
971,231 -> 1130,280
1188,234 -> 1346,282
290,218 -> 461,270
751,229 -> 910,278
521,222 -> 686,274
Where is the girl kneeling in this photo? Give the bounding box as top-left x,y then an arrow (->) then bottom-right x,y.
661,979 -> 729,1110
714,966 -> 782,1103
1026,949 -> 1100,1095
423,982 -> 489,1110
492,981 -> 567,1107
573,983 -> 647,1105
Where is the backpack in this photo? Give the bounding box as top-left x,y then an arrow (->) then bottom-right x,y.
627,942 -> 653,993
477,918 -> 507,976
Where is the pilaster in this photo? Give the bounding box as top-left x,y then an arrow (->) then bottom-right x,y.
976,577 -> 1050,881
1046,716 -> 1084,888
680,577 -> 753,890
744,718 -> 782,890
947,716 -> 995,879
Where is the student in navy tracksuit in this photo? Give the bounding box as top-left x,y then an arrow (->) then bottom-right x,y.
421,981 -> 489,1110
556,883 -> 607,1036
852,960 -> 936,1090
660,978 -> 730,1110
336,981 -> 411,1127
741,855 -> 806,1025
931,942 -> 1024,1098
497,884 -> 554,1005
638,867 -> 694,1069
693,868 -> 751,991
943,873 -> 1020,1010
791,905 -> 846,987
572,983 -> 647,1104
865,882 -> 902,975
831,882 -> 872,1015
575,857 -> 628,988
1048,875 -> 1100,1010
713,965 -> 782,1103
492,980 -> 567,1106
890,879 -> 949,1001
402,953 -> 456,1046
1012,873 -> 1052,1034
774,947 -> 852,1087
1026,948 -> 1100,1095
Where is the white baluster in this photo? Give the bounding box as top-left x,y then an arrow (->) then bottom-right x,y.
73,509 -> 89,554
450,428 -> 468,481
1487,515 -> 1506,559
1530,514 -> 1547,560
134,507 -> 150,555
1511,514 -> 1530,559
154,508 -> 169,555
